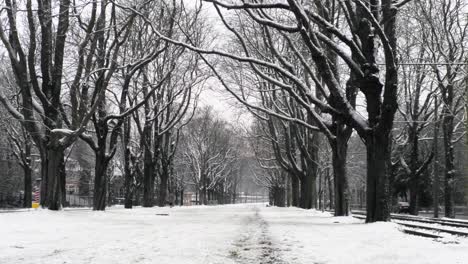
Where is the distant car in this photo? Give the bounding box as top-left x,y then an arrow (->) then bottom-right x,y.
113,198 -> 125,205
397,201 -> 410,214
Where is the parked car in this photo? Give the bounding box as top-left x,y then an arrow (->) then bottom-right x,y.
397,201 -> 410,214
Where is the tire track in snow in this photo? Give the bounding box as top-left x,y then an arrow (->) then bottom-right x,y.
229,207 -> 285,264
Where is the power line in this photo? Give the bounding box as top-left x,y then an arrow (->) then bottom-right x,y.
376,63 -> 468,66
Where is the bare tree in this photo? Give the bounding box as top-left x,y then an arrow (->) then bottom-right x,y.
135,0 -> 406,222
418,0 -> 467,218
0,0 -> 143,210
181,106 -> 237,205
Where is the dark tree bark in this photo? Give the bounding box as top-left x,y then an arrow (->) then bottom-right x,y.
365,131 -> 392,222
8,127 -> 34,208
442,102 -> 455,218
0,0 -> 72,210
290,175 -> 299,207
123,118 -> 133,209
327,171 -> 334,210
142,115 -> 156,207
331,129 -> 350,216
22,138 -> 33,208
46,146 -> 65,210
433,97 -> 440,218
23,166 -> 32,208
158,173 -> 169,207
93,139 -> 110,211
299,176 -> 312,209
39,152 -> 48,205
201,173 -> 208,205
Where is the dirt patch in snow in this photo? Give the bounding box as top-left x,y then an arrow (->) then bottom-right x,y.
229,207 -> 285,264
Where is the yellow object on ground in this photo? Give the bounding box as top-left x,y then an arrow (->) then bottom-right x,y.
32,202 -> 40,209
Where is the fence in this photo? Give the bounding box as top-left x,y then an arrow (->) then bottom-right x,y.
2,192 -> 270,208
65,194 -> 94,207
234,193 -> 269,204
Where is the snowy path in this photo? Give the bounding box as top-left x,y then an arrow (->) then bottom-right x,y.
228,207 -> 284,264
2,204 -> 468,264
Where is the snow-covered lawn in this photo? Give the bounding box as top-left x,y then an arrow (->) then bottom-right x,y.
1,204 -> 468,264
261,207 -> 468,264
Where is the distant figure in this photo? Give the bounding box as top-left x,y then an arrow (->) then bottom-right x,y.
168,192 -> 176,208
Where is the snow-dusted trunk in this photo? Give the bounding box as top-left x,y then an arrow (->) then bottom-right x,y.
442,103 -> 455,218
362,70 -> 393,222
42,109 -> 67,210
360,57 -> 393,223
355,0 -> 397,223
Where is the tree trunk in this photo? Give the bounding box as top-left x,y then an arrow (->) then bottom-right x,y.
408,184 -> 418,215
46,147 -> 65,210
290,175 -> 299,207
318,170 -> 323,210
142,113 -> 155,207
356,0 -> 397,223
286,174 -> 291,207
22,139 -> 32,208
60,155 -> 66,207
408,125 -> 420,215
442,109 -> 455,218
39,150 -> 48,206
180,189 -> 184,206
365,133 -> 391,222
142,151 -> 155,207
201,174 -> 208,205
93,149 -> 108,211
23,166 -> 32,208
123,157 -> 133,209
158,173 -> 168,207
433,97 -> 440,218
123,119 -> 133,209
299,176 -> 312,209
332,138 -> 350,216
327,172 -> 334,210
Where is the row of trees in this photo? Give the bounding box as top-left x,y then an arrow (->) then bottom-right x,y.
0,0 -> 466,224
140,0 -> 466,222
0,0 -> 261,211
0,0 -> 212,210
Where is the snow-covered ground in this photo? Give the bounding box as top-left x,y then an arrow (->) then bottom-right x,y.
1,204 -> 468,264
261,207 -> 468,264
